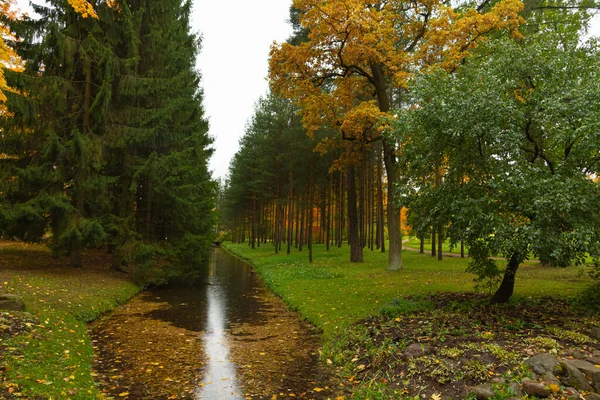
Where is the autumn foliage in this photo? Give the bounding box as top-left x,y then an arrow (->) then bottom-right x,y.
269,0 -> 524,137
0,0 -> 21,109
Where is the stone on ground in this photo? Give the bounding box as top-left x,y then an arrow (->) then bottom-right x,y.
471,383 -> 495,400
522,379 -> 551,398
0,294 -> 25,311
525,354 -> 559,375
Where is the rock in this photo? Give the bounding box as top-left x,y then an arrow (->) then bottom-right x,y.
522,379 -> 551,398
558,360 -> 594,392
491,377 -> 505,384
508,382 -> 524,397
587,357 -> 600,365
564,387 -> 580,400
525,354 -> 560,375
563,359 -> 600,383
572,351 -> 588,360
471,383 -> 495,400
542,371 -> 561,386
0,294 -> 25,311
585,394 -> 600,400
403,343 -> 429,358
590,327 -> 600,341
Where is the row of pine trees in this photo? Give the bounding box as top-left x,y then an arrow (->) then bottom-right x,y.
0,0 -> 215,283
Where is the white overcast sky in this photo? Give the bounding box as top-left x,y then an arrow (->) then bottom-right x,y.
12,1 -> 600,180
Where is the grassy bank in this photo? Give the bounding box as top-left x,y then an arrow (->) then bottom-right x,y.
223,242 -> 591,340
0,242 -> 141,399
222,242 -> 598,399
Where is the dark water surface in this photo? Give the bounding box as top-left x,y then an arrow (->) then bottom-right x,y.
90,248 -> 335,399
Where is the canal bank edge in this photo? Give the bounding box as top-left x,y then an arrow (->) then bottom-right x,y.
0,262 -> 142,399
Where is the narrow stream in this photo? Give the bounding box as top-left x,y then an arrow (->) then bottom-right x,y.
90,248 -> 336,399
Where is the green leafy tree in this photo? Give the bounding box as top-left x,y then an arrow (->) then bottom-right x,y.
397,26 -> 600,303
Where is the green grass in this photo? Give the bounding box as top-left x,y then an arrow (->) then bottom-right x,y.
404,237 -> 466,254
0,244 -> 141,399
222,242 -> 593,340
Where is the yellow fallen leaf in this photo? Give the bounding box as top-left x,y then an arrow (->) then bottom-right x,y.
431,393 -> 442,400
314,387 -> 324,392
119,392 -> 129,397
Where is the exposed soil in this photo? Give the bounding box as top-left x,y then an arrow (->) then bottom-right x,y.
343,293 -> 600,399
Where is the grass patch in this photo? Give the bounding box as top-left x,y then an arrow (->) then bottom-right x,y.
0,242 -> 141,399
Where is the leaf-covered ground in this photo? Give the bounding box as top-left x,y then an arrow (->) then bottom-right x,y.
338,293 -> 599,399
0,241 -> 140,399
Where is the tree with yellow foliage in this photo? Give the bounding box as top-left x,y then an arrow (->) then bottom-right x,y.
269,0 -> 524,270
0,0 -> 21,109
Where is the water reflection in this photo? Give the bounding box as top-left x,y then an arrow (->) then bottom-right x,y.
90,248 -> 334,399
196,253 -> 243,399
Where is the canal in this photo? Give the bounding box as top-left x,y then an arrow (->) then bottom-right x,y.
89,248 -> 336,399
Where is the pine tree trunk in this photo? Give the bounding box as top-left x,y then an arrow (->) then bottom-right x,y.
327,171 -> 332,250
251,192 -> 256,249
144,178 -> 153,240
308,157 -> 314,263
438,231 -> 443,261
299,190 -> 305,252
435,165 -> 442,261
461,240 -> 465,258
347,165 -> 363,262
287,167 -> 293,255
295,196 -> 300,248
338,171 -> 344,248
490,253 -> 521,304
377,145 -> 385,253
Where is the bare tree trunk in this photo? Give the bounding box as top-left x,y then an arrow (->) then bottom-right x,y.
435,165 -> 442,261
287,167 -> 293,255
308,157 -> 314,263
347,164 -> 363,262
327,171 -> 332,250
338,171 -> 344,248
377,144 -> 385,253
251,190 -> 256,249
299,188 -> 306,252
